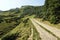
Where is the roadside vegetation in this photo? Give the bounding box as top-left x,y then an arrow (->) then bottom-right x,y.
0,17 -> 41,40
0,0 -> 60,40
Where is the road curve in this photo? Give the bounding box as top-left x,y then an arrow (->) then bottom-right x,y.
30,19 -> 57,40
33,19 -> 60,38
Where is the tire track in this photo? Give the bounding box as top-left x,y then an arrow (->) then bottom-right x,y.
28,28 -> 33,40
30,19 -> 57,40
33,19 -> 60,39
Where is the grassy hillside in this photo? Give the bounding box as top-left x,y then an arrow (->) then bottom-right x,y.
0,8 -> 21,38
0,0 -> 60,40
0,17 -> 40,40
0,8 -> 40,40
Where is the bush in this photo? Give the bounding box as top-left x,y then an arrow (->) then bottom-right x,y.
2,33 -> 19,40
49,15 -> 57,24
23,18 -> 29,23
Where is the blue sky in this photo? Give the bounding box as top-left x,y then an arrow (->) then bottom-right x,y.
0,0 -> 45,11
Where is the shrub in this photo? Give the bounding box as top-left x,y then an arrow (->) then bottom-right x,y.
2,33 -> 19,40
49,15 -> 57,24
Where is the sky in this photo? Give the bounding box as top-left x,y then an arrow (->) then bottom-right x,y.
0,0 -> 45,11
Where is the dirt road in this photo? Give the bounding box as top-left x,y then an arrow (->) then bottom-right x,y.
30,19 -> 57,40
32,19 -> 60,38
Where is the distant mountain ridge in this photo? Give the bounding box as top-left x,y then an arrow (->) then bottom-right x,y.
0,10 -> 3,12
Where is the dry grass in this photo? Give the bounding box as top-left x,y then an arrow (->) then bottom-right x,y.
35,18 -> 60,29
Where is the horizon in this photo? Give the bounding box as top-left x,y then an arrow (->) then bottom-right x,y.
0,0 -> 45,11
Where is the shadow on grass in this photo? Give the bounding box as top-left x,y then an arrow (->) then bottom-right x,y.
2,33 -> 19,40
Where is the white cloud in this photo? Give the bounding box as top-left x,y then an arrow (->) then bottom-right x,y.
0,0 -> 45,11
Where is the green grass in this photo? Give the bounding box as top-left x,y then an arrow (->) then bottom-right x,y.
0,21 -> 18,38
0,14 -> 41,40
0,16 -> 41,40
1,17 -> 31,40
0,12 -> 21,38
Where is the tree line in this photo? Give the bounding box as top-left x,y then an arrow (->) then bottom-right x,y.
20,0 -> 60,24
